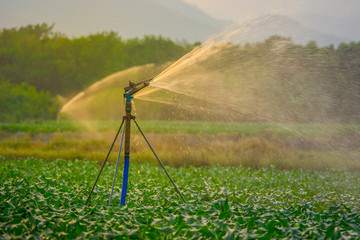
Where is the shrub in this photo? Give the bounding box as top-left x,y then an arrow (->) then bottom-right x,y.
0,81 -> 58,122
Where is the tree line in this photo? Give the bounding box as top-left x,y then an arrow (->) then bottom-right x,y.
0,24 -> 359,122
0,23 -> 195,121
268,37 -> 360,122
217,36 -> 360,122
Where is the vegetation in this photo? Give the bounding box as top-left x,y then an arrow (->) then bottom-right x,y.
198,36 -> 360,122
57,36 -> 360,123
0,23 -> 194,122
0,158 -> 359,239
1,24 -> 360,122
1,120 -> 359,171
0,23 -> 194,96
1,120 -> 360,136
0,81 -> 58,122
1,23 -> 359,240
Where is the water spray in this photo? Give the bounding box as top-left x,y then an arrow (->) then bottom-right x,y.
85,78 -> 186,206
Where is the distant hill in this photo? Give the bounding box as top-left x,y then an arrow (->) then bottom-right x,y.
216,15 -> 348,46
0,0 -> 230,42
1,0 -> 359,45
294,12 -> 360,42
293,0 -> 360,42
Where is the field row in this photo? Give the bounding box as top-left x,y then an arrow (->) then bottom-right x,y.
1,159 -> 359,239
1,120 -> 360,136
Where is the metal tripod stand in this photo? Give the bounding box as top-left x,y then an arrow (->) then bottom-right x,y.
85,79 -> 186,206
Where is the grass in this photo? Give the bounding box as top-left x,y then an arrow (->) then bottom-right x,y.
1,158 -> 359,239
0,132 -> 359,171
1,120 -> 359,238
0,120 -> 359,171
1,120 -> 360,136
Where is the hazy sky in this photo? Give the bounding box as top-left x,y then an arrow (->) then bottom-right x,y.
1,0 -> 359,41
182,0 -> 360,22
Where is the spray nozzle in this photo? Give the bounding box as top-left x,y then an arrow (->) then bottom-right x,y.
124,78 -> 153,97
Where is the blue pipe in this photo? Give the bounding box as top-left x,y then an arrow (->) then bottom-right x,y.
120,156 -> 130,206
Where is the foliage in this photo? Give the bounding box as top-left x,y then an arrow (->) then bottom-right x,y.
0,158 -> 359,239
0,23 -> 194,122
57,35 -> 360,123
269,37 -> 360,122
1,120 -> 360,136
1,24 -> 360,123
1,121 -> 359,171
0,81 -> 58,122
209,36 -> 360,122
0,24 -> 194,96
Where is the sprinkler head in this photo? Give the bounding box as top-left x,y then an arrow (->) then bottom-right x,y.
124,78 -> 152,96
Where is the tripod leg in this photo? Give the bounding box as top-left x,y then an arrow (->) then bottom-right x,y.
109,121 -> 126,205
133,119 -> 186,203
85,119 -> 125,205
120,115 -> 132,206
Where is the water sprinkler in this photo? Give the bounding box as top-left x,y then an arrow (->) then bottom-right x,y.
85,78 -> 186,206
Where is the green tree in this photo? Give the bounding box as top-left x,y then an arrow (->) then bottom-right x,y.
0,81 -> 58,122
0,24 -> 194,96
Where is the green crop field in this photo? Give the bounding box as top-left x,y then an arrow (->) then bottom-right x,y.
1,120 -> 360,136
2,19 -> 360,240
1,120 -> 360,238
1,158 -> 359,239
